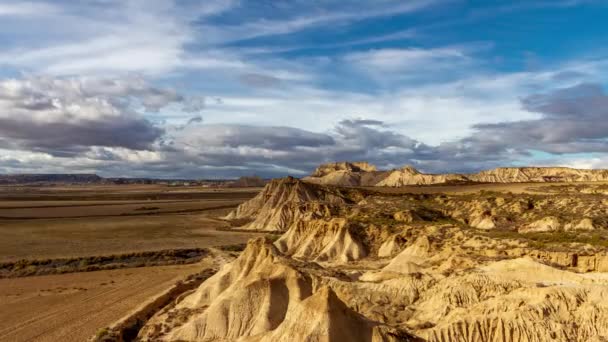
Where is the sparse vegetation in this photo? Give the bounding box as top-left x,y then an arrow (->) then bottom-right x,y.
218,243 -> 247,252
0,248 -> 210,278
135,206 -> 161,211
482,229 -> 608,249
94,327 -> 115,341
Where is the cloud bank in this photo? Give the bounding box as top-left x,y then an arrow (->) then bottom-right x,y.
1,1 -> 608,178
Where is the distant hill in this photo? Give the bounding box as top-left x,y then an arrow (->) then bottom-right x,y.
0,174 -> 104,185
0,173 -> 266,187
303,162 -> 608,186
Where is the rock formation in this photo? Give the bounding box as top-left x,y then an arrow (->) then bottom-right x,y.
519,216 -> 561,233
275,218 -> 366,263
378,233 -> 408,257
310,161 -> 378,177
224,177 -> 350,231
138,238 -> 418,341
128,176 -> 608,342
468,166 -> 608,183
303,162 -> 608,186
376,166 -> 467,186
304,161 -> 389,186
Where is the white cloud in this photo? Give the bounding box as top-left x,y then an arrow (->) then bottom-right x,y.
562,157 -> 608,170
85,147 -> 163,163
0,76 -> 188,152
344,47 -> 468,72
0,2 -> 58,17
0,0 -> 239,76
1,0 -> 608,178
195,0 -> 439,45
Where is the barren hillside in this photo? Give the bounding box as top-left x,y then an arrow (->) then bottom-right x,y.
95,177 -> 608,341
303,162 -> 608,186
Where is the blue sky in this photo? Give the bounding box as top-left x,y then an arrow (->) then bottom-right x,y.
0,0 -> 608,178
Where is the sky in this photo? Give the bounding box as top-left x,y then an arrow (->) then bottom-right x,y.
1,0 -> 608,179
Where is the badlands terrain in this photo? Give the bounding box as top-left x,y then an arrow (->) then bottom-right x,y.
3,163 -> 608,341
89,162 -> 608,342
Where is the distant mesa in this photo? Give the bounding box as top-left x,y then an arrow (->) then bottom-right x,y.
303,162 -> 608,186
310,161 -> 377,177
0,173 -> 267,187
0,173 -> 103,185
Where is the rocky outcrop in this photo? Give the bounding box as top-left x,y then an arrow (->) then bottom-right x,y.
304,162 -> 387,187
468,212 -> 496,230
501,248 -> 608,272
138,238 -> 416,341
310,162 -> 377,177
303,162 -> 608,187
422,258 -> 608,342
518,216 -> 561,233
565,218 -> 596,231
382,236 -> 431,274
224,177 -> 348,231
425,285 -> 608,342
257,285 -> 416,342
378,234 -> 408,257
274,218 -> 366,263
376,166 -> 467,186
468,166 -> 608,183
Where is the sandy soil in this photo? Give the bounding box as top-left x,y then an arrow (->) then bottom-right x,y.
0,262 -> 207,342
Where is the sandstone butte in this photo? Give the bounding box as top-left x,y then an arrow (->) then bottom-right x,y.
303,161 -> 608,186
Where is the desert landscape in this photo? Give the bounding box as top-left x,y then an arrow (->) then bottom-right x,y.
24,162 -> 594,342
3,163 -> 608,342
3,2 -> 607,341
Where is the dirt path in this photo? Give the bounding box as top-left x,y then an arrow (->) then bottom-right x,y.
0,263 -> 205,342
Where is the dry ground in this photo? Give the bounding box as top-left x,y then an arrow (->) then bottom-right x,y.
0,184 -> 260,341
0,262 -> 207,342
5,181 -> 605,342
0,185 -> 261,261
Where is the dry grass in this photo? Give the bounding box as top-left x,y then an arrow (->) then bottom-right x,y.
482,229 -> 608,249
0,248 -> 210,278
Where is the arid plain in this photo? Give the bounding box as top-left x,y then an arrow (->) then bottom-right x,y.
0,184 -> 261,342
0,184 -> 260,261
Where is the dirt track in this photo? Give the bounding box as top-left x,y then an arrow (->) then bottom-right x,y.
0,263 -> 204,342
